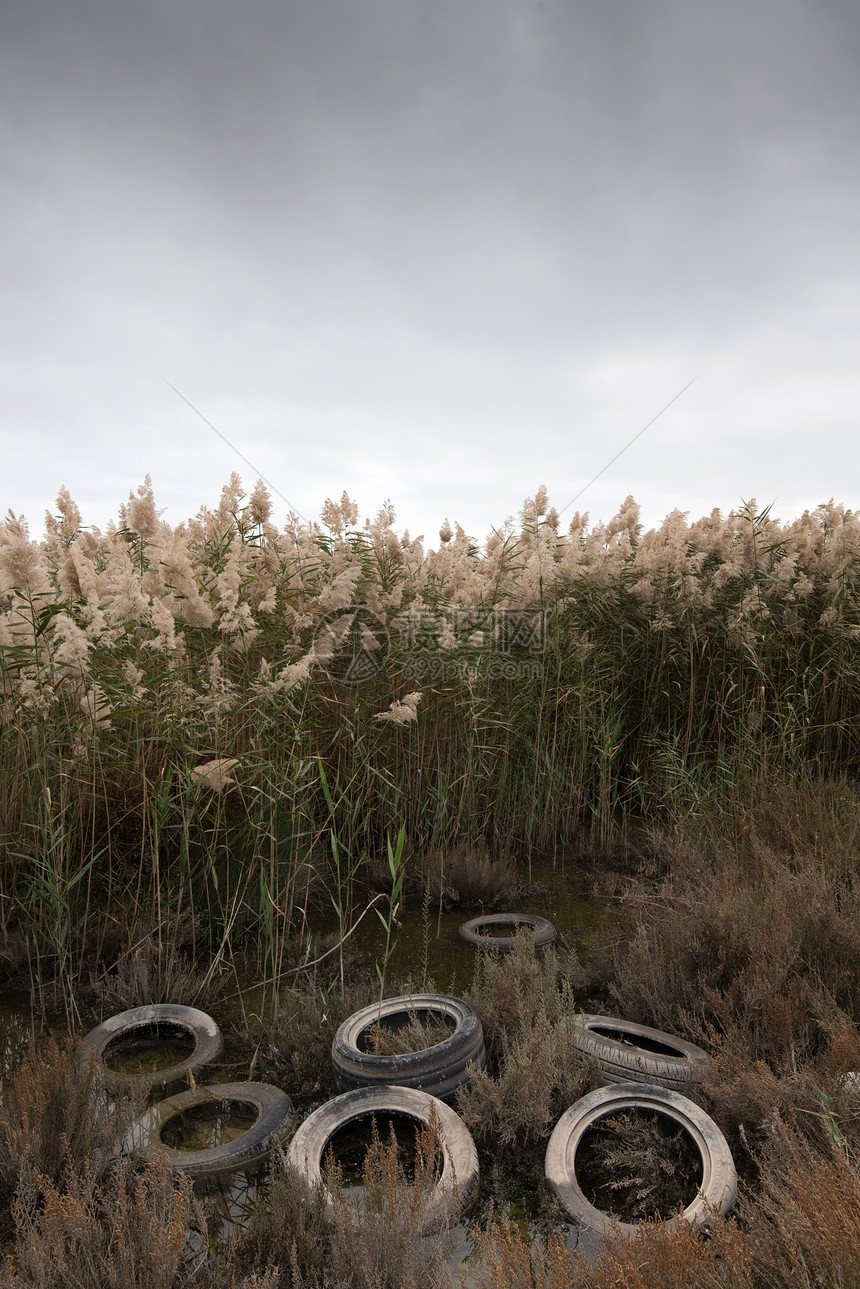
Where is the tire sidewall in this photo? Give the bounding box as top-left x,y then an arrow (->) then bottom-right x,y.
458,913 -> 556,951
331,994 -> 486,1099
545,1082 -> 737,1236
286,1084 -> 479,1233
572,1014 -> 710,1089
129,1081 -> 293,1179
81,1004 -> 223,1091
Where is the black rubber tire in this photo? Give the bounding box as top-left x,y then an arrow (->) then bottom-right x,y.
571,1015 -> 709,1090
331,994 -> 486,1101
458,913 -> 556,951
128,1081 -> 293,1180
81,1004 -> 223,1092
545,1082 -> 737,1236
286,1084 -> 479,1233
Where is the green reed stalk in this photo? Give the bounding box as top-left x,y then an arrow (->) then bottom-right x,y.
376,824 -> 406,1012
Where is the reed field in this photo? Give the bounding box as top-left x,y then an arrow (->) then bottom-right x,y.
4,477 -> 860,1283
2,474 -> 860,992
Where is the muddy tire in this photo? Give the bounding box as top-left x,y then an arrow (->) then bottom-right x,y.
81,1004 -> 223,1092
331,994 -> 486,1101
458,913 -> 556,951
571,1015 -> 709,1090
286,1084 -> 478,1232
128,1081 -> 293,1180
545,1082 -> 737,1236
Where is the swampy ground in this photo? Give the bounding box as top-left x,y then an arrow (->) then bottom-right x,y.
5,485 -> 860,1283
4,780 -> 860,1287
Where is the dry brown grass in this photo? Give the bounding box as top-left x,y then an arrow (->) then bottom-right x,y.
209,1121 -> 454,1289
364,1009 -> 453,1055
255,976 -> 374,1101
416,841 -> 531,910
0,1037 -> 141,1208
461,1216 -> 751,1289
204,1153 -> 330,1288
456,1013 -> 594,1151
735,1117 -> 860,1287
467,931 -> 587,1056
458,934 -> 595,1150
608,790 -> 860,1072
92,924 -> 225,1012
1,1153 -> 205,1289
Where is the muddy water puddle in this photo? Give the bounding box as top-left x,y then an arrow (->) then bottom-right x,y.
161,1101 -> 260,1152
105,1027 -> 196,1077
0,853 -> 621,1279
325,855 -> 618,994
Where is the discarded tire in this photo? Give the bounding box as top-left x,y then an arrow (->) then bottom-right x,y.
545,1082 -> 737,1237
571,1015 -> 709,1090
287,1084 -> 479,1232
332,994 -> 486,1101
81,1004 -> 223,1092
128,1081 -> 293,1180
458,913 -> 556,951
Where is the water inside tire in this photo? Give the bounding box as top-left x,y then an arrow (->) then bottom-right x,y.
104,1023 -> 196,1075
161,1100 -> 258,1151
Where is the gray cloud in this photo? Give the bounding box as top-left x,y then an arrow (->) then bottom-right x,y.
2,0 -> 859,542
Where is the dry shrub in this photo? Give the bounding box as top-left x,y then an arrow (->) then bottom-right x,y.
457,1013 -> 594,1151
568,1218 -> 754,1289
93,925 -> 224,1012
210,1153 -> 329,1288
459,935 -> 595,1149
608,827 -> 860,1068
738,1117 -> 860,1286
703,776 -> 860,882
417,841 -> 531,910
575,1109 -> 703,1222
364,1009 -> 453,1055
232,1275 -> 281,1289
0,1037 -> 140,1206
467,932 -> 586,1056
255,977 -> 375,1100
323,1111 -> 452,1288
1,1153 -> 205,1289
695,1014 -> 860,1165
463,1215 -> 753,1289
216,1121 -> 453,1289
462,1219 -> 577,1289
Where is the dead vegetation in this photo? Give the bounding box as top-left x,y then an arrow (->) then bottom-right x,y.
0,1037 -> 142,1210
458,934 -> 596,1150
1,1155 -> 206,1289
464,1112 -> 860,1289
202,1123 -> 454,1289
574,1109 -> 702,1222
91,924 -> 226,1014
364,1010 -> 454,1055
416,841 -> 534,910
4,781 -> 860,1285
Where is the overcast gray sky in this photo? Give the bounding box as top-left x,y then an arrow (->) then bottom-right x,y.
3,0 -> 858,544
